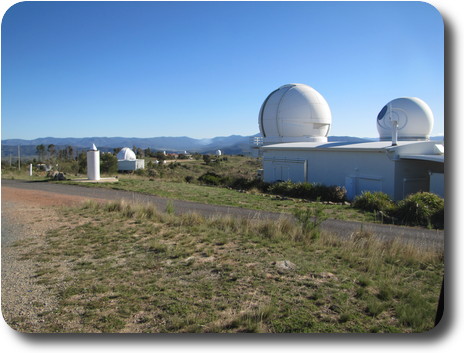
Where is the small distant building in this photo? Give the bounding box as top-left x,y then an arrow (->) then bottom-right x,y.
254,83 -> 444,201
117,147 -> 145,171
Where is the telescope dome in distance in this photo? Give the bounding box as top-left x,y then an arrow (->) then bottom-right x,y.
117,147 -> 137,161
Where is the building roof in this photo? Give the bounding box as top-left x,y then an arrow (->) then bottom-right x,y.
261,140 -> 416,151
399,154 -> 444,163
117,147 -> 136,161
261,140 -> 444,163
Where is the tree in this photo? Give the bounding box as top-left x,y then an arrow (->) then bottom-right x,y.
77,152 -> 87,174
154,151 -> 166,161
100,153 -> 118,174
202,154 -> 211,165
144,148 -> 152,157
66,146 -> 74,160
136,147 -> 144,159
36,144 -> 46,162
47,144 -> 56,160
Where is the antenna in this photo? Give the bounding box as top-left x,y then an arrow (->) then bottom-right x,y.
390,103 -> 398,146
17,145 -> 21,169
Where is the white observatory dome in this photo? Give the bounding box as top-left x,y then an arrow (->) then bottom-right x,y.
377,97 -> 433,141
117,147 -> 137,161
259,83 -> 332,143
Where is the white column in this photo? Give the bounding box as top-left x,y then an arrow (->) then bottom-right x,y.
87,144 -> 100,180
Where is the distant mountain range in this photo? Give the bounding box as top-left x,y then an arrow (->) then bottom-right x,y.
1,135 -> 258,158
1,134 -> 444,159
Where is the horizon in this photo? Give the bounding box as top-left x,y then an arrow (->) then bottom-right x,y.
2,1 -> 444,140
2,132 -> 445,144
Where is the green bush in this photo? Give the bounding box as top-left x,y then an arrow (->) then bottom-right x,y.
198,172 -> 222,186
352,192 -> 395,213
147,168 -> 158,178
135,168 -> 147,176
268,181 -> 346,202
268,181 -> 296,196
293,201 -> 328,240
100,153 -> 118,174
395,192 -> 444,228
312,184 -> 347,202
226,176 -> 269,192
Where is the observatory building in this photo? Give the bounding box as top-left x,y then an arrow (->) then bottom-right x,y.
117,147 -> 145,172
255,83 -> 444,200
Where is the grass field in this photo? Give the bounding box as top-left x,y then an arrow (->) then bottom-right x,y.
8,200 -> 444,333
2,155 -> 442,226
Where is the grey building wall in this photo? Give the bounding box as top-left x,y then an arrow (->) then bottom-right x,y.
262,149 -> 396,200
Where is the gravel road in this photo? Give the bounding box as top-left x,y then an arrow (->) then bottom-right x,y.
2,198 -> 61,331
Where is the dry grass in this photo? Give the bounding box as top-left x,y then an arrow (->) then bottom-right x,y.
6,200 -> 444,333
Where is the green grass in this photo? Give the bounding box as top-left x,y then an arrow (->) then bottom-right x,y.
0,156 -> 438,226
59,177 -> 373,223
8,200 -> 443,333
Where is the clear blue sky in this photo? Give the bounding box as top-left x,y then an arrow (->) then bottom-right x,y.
1,1 -> 444,140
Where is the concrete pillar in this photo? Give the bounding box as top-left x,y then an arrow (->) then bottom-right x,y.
87,144 -> 100,181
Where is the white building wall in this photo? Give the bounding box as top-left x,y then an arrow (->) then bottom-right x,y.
262,149 -> 396,200
136,159 -> 145,170
118,159 -> 145,171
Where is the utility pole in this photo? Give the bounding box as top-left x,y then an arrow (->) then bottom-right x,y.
18,145 -> 21,170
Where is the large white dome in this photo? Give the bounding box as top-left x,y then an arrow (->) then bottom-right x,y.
377,97 -> 433,141
117,147 -> 136,161
259,83 -> 332,142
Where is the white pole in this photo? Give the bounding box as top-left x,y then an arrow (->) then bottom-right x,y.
87,144 -> 100,180
18,145 -> 21,169
29,163 -> 33,176
389,103 -> 398,146
391,120 -> 398,146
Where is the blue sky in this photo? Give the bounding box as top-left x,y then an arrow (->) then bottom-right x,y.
1,1 -> 444,140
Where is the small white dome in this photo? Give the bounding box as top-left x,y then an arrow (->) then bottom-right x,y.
259,83 -> 332,142
117,147 -> 136,161
377,97 -> 433,141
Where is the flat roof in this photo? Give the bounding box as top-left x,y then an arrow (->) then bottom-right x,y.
261,140 -> 421,151
261,140 -> 445,164
399,154 -> 444,163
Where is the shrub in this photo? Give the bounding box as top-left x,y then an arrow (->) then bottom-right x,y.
293,201 -> 328,240
352,192 -> 395,213
198,172 -> 222,186
147,168 -> 158,178
135,168 -> 147,176
268,181 -> 295,196
395,192 -> 444,228
226,177 -> 270,192
268,181 -> 346,202
100,153 -> 118,174
313,184 -> 347,202
202,154 -> 211,165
